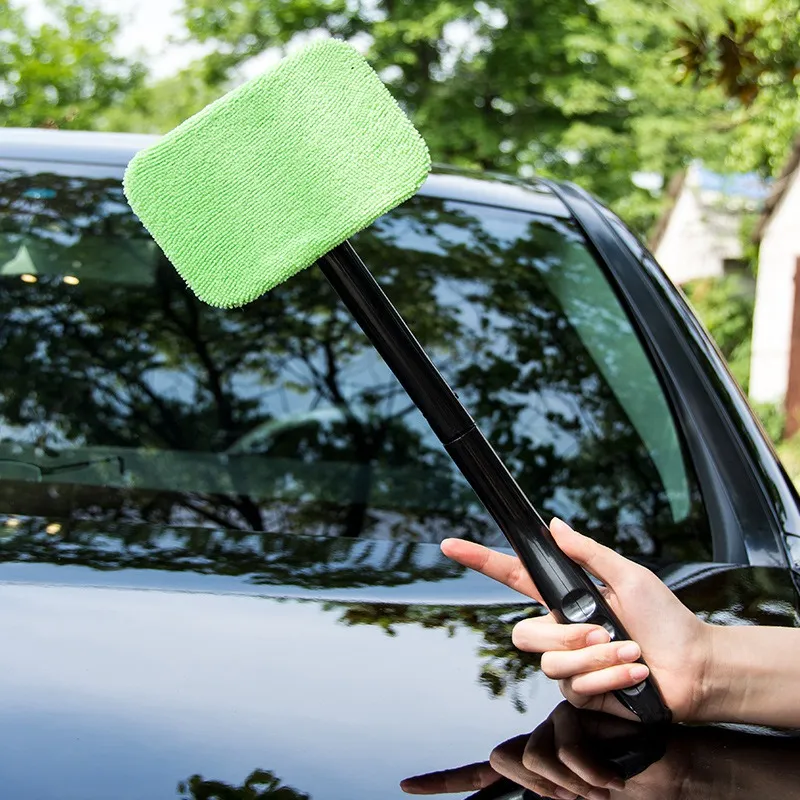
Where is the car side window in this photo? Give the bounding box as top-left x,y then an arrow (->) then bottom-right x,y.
0,167 -> 710,561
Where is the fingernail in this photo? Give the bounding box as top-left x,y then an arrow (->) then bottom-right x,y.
586,629 -> 610,646
630,664 -> 649,681
588,790 -> 609,800
618,642 -> 640,661
550,517 -> 572,533
555,790 -> 577,800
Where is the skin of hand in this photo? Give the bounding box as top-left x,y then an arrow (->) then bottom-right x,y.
400,703 -> 640,800
439,518 -> 712,722
400,702 -> 800,800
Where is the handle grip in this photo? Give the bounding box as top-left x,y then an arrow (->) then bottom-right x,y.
446,427 -> 671,725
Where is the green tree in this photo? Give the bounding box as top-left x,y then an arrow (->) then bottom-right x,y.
110,0 -> 732,236
99,63 -> 221,134
670,1 -> 800,443
682,273 -> 755,391
0,0 -> 145,129
672,0 -> 800,174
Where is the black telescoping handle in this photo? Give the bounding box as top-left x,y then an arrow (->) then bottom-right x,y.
318,242 -> 671,725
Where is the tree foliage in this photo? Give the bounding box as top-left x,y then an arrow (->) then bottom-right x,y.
682,273 -> 755,392
0,0 -> 145,129
672,0 -> 800,174
99,63 -> 221,134
168,0 -> 744,234
6,0 -> 799,232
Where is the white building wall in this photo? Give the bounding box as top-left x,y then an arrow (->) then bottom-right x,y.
655,182 -> 726,284
750,174 -> 800,403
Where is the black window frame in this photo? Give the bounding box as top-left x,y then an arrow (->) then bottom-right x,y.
542,179 -> 796,568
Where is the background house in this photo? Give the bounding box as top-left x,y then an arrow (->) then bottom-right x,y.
750,138 -> 800,434
651,163 -> 766,286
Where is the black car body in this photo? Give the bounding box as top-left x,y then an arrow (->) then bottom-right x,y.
0,128 -> 799,799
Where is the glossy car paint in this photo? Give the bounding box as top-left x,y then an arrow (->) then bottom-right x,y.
2,130 -> 800,799
1,529 -> 798,800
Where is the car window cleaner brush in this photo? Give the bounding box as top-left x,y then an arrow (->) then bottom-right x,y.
123,38 -> 671,726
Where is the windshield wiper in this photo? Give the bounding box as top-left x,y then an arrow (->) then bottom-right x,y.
0,455 -> 125,481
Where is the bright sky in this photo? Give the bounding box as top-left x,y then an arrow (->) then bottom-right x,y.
22,0 -> 208,79
19,0 -> 470,83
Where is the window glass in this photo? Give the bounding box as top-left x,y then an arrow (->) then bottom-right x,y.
0,168 -> 710,561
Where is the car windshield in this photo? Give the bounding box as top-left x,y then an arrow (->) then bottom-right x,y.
0,167 -> 710,562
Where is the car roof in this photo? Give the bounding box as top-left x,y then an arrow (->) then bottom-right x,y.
0,127 -> 571,218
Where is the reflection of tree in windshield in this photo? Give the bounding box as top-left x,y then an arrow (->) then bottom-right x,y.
0,168 -> 709,560
178,769 -> 308,800
0,519 -> 466,589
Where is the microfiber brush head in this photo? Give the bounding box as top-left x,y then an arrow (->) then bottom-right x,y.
123,39 -> 431,308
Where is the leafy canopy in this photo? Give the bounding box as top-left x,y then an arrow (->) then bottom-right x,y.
1,0 -> 145,129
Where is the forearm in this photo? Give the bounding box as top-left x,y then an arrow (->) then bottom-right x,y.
698,623 -> 800,727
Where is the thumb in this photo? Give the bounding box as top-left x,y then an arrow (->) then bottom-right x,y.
550,517 -> 637,588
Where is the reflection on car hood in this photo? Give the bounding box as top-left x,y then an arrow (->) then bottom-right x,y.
0,523 -> 798,799
407,703 -> 800,800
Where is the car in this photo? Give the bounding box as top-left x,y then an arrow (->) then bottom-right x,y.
0,127 -> 799,800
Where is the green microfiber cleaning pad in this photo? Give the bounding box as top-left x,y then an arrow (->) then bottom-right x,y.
123,39 -> 431,308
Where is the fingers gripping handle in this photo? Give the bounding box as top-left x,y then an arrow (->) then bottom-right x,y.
544,567 -> 672,725
445,428 -> 672,726
554,584 -> 672,726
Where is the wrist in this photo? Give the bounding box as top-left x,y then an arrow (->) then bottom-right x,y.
693,623 -> 760,725
681,623 -> 800,728
691,622 -> 730,724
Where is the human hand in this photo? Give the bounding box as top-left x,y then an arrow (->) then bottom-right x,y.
440,519 -> 711,722
401,702 -> 639,800
401,702 -> 800,800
